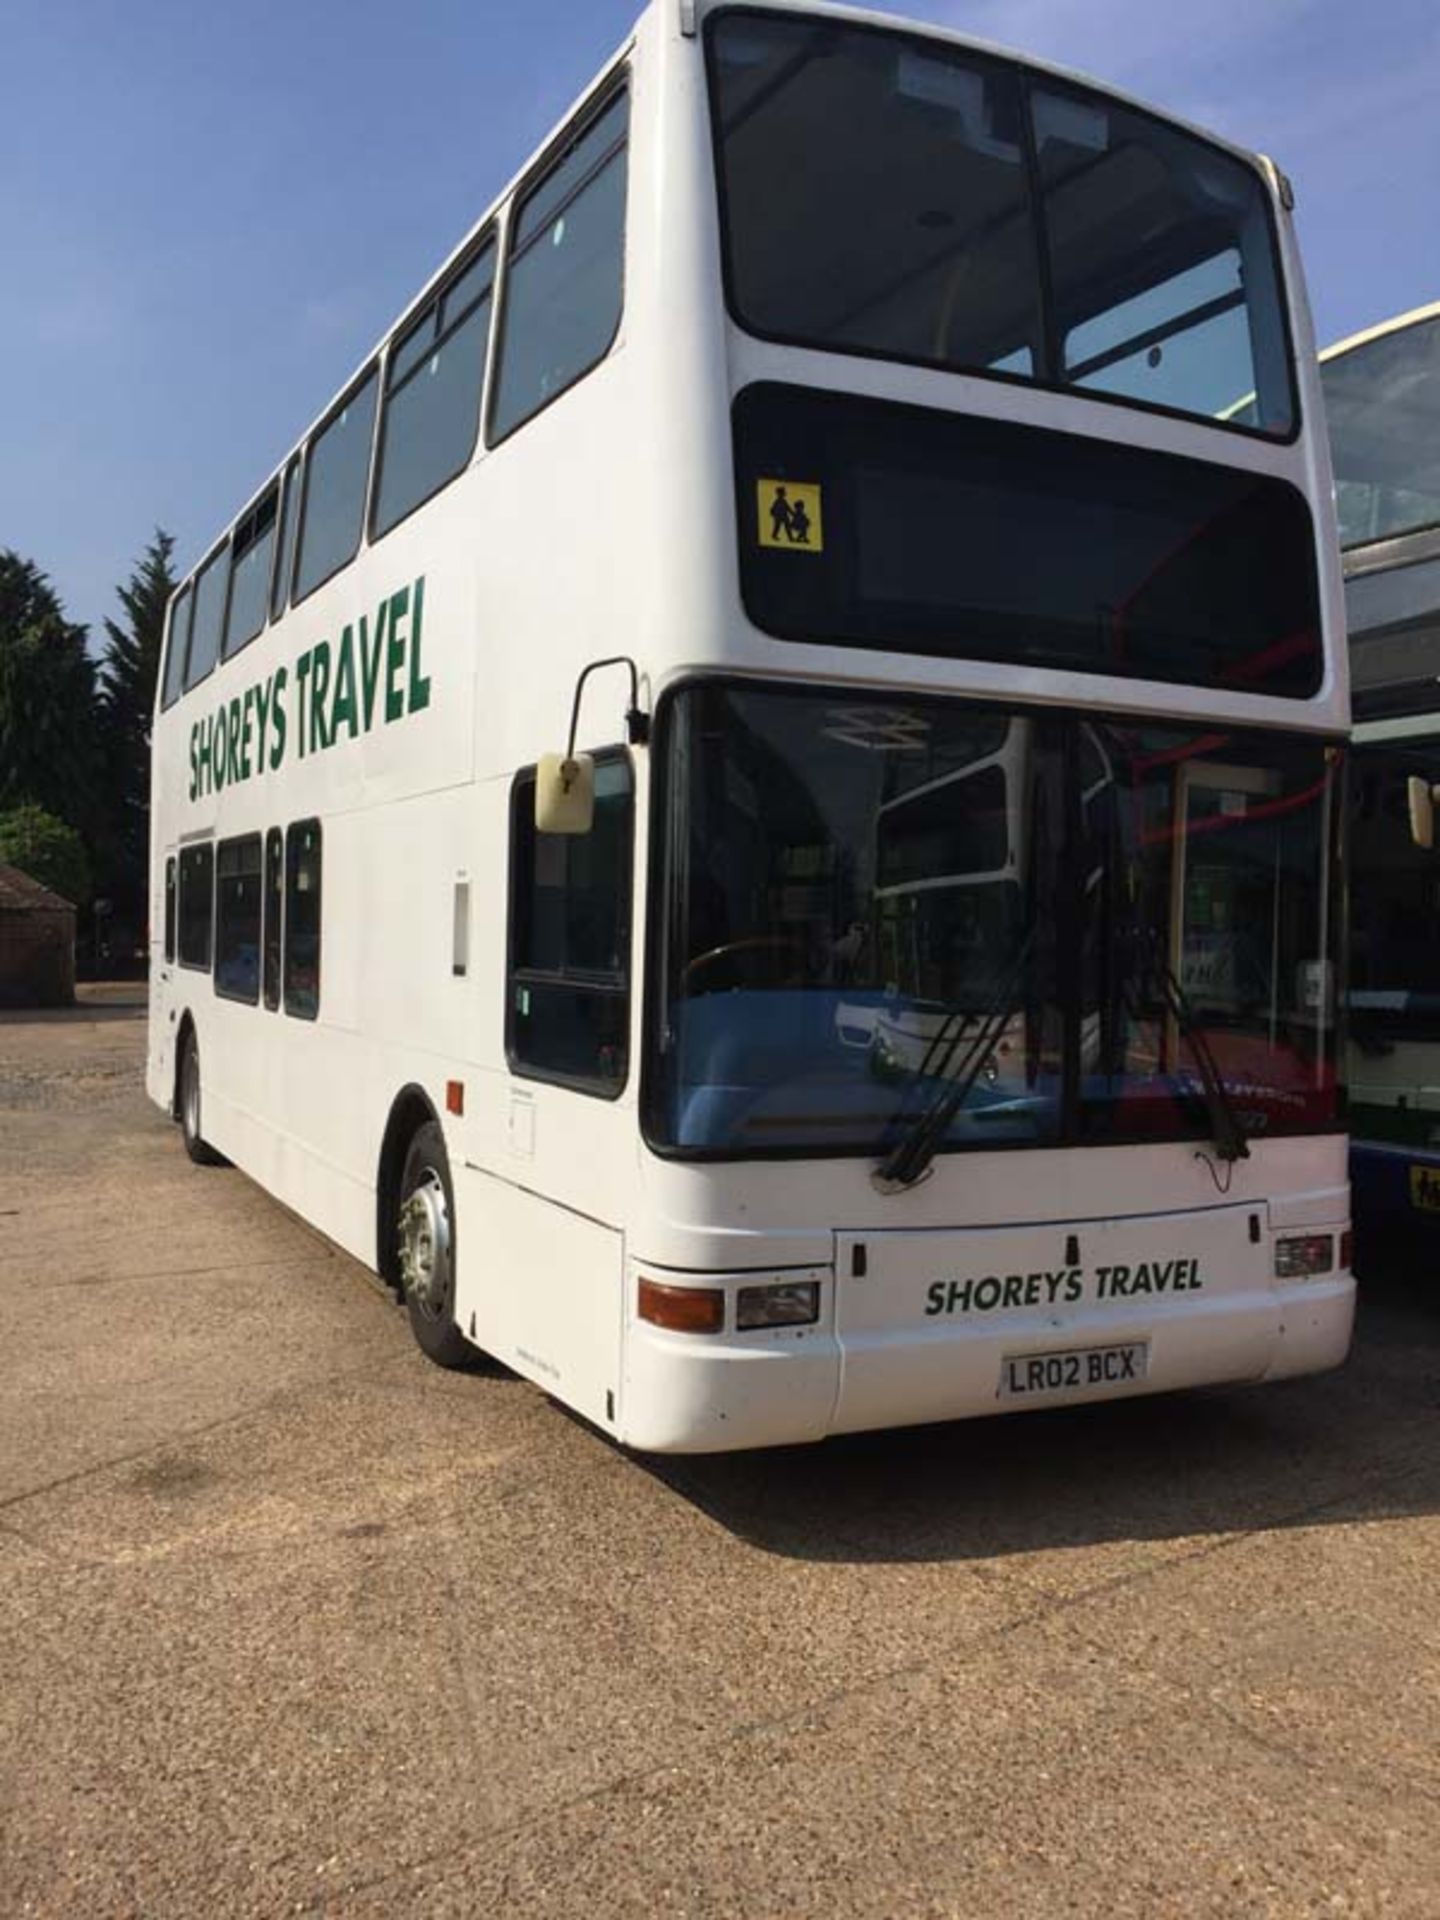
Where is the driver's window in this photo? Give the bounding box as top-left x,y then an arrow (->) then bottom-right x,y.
507,753 -> 633,1096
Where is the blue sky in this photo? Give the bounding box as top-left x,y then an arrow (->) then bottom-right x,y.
2,0 -> 1436,644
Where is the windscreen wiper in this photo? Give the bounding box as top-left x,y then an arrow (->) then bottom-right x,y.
1148,960 -> 1250,1164
872,935 -> 1034,1194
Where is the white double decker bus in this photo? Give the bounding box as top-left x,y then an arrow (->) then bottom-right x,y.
149,0 -> 1353,1451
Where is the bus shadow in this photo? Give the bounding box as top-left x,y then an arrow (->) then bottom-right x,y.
640,1275 -> 1440,1566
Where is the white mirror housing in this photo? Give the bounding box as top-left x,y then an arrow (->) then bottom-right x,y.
535,752 -> 595,834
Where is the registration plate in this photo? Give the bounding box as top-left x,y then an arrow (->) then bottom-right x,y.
1000,1341 -> 1149,1400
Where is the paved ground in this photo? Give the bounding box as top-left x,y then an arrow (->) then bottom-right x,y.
2,988 -> 1438,1918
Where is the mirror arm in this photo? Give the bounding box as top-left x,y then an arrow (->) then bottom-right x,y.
566,655 -> 650,761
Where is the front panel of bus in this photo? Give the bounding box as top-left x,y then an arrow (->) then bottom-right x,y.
618,3 -> 1352,1449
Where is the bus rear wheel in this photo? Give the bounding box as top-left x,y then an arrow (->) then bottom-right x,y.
179,1030 -> 224,1166
397,1122 -> 474,1369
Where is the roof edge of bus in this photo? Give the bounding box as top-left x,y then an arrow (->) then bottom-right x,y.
692,0 -> 1276,176
166,20 -> 641,604
1320,298 -> 1440,365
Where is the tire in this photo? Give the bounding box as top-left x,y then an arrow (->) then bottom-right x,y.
178,1029 -> 225,1166
397,1122 -> 475,1369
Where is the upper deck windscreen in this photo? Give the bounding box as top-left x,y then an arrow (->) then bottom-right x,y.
707,10 -> 1295,439
1323,311 -> 1440,549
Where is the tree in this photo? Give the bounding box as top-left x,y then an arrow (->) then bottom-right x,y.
0,551 -> 100,827
97,530 -> 177,921
0,802 -> 91,907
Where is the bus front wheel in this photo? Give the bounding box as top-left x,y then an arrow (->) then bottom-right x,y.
397,1123 -> 474,1369
179,1030 -> 224,1167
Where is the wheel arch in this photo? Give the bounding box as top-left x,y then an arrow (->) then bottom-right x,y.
376,1085 -> 442,1291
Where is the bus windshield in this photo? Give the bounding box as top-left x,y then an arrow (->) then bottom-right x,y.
707,10 -> 1294,436
1322,310 -> 1440,549
648,684 -> 1342,1158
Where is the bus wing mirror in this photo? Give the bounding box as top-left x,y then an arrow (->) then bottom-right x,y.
536,752 -> 595,835
1407,775 -> 1439,851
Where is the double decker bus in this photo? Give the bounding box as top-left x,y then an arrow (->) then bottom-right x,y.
1321,302 -> 1440,1236
149,0 -> 1352,1451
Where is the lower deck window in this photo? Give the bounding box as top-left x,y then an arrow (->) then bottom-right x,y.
215,835 -> 262,1003
508,756 -> 633,1093
284,820 -> 322,1019
177,844 -> 214,971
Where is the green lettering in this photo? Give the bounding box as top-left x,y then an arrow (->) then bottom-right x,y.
188,725 -> 200,803
406,575 -> 429,713
385,586 -> 409,722
213,706 -> 227,792
269,667 -> 288,769
925,1283 -> 946,1317
227,698 -> 241,786
294,652 -> 311,758
309,641 -> 332,753
240,688 -> 255,781
331,627 -> 358,739
253,677 -> 271,768
359,603 -> 388,730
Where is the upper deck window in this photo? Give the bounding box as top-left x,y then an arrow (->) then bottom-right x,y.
707,11 -> 1295,439
1322,311 -> 1440,549
490,88 -> 629,444
294,371 -> 379,605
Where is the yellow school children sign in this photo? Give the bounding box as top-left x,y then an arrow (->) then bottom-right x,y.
757,478 -> 824,553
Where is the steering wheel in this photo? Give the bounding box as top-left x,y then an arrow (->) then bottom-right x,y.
681,936 -> 806,990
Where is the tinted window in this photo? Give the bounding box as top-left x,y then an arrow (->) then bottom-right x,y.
491,91 -> 628,443
263,827 -> 282,1010
1033,86 -> 1293,435
707,14 -> 1294,437
162,586 -> 192,710
215,835 -> 262,1003
224,486 -> 278,659
284,819 -> 322,1019
178,843 -> 214,971
1323,312 -> 1440,548
508,756 -> 633,1092
272,455 -> 301,620
374,243 -> 495,537
735,384 -> 1321,697
710,18 -> 1039,375
185,546 -> 229,692
294,374 -> 378,603
164,856 -> 176,963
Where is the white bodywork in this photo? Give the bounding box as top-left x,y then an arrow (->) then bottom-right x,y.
148,0 -> 1353,1451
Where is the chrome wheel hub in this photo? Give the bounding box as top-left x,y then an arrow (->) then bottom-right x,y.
399,1173 -> 450,1317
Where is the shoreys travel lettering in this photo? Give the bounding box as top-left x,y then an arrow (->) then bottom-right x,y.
924,1257 -> 1204,1316
188,577 -> 429,802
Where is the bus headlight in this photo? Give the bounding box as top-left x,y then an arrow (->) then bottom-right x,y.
1274,1233 -> 1335,1279
736,1280 -> 821,1329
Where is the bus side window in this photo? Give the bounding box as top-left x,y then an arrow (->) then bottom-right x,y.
507,754 -> 633,1095
293,373 -> 379,606
161,585 -> 193,712
164,856 -> 177,964
284,820 -> 322,1020
177,843 -> 215,973
215,835 -> 263,1005
489,86 -> 628,445
263,827 -> 283,1011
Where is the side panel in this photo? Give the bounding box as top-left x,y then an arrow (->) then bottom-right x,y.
454,1164 -> 624,1435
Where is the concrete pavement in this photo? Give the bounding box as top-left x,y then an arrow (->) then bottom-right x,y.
2,989 -> 1438,1917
